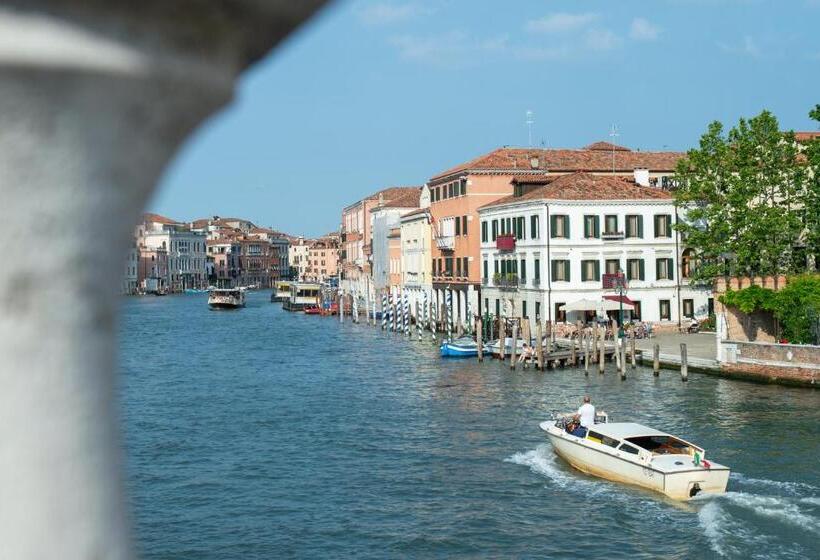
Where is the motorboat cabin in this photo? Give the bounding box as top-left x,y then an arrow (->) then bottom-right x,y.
541,417 -> 729,500
207,288 -> 246,309
271,281 -> 293,303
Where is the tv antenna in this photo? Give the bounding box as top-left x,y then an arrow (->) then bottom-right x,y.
609,124 -> 620,174
526,110 -> 534,147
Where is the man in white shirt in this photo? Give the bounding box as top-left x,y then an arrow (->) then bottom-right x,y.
573,396 -> 595,437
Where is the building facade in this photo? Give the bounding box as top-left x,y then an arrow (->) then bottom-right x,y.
478,173 -> 712,332
370,188 -> 420,292
304,235 -> 340,283
399,186 -> 433,310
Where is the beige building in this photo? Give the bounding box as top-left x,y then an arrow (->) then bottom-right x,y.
399,185 -> 433,310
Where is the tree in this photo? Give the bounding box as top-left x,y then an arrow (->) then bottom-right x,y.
674,110 -> 809,283
803,105 -> 820,269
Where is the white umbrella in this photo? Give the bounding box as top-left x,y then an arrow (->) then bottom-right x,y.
600,299 -> 634,311
560,299 -> 601,312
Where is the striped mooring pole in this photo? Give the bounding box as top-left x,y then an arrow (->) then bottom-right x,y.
391,288 -> 398,333
381,291 -> 388,330
446,289 -> 452,342
403,290 -> 410,336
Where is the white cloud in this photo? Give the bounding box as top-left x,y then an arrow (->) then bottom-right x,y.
525,12 -> 599,33
584,28 -> 621,51
629,18 -> 661,41
717,35 -> 760,57
357,3 -> 432,26
388,31 -> 506,65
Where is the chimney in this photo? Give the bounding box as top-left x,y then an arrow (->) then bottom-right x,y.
634,168 -> 650,187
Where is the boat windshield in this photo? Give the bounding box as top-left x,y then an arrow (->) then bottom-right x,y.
625,435 -> 694,455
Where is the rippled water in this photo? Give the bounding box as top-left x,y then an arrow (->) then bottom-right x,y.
120,291 -> 820,559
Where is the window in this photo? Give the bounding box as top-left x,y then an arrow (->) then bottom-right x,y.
535,301 -> 541,320
460,179 -> 466,196
520,258 -> 526,280
506,217 -> 512,236
484,297 -> 489,314
659,300 -> 671,321
626,258 -> 645,281
522,301 -> 527,318
681,248 -> 695,278
456,257 -> 462,277
492,220 -> 498,241
583,215 -> 600,239
516,216 -> 525,240
605,259 -> 620,275
463,257 -> 469,277
530,215 -> 539,239
656,258 -> 674,280
618,443 -> 641,455
631,301 -> 642,320
483,259 -> 488,279
495,299 -> 500,317
463,216 -> 468,236
534,258 -> 541,280
581,260 -> 600,282
604,215 -> 619,234
589,431 -> 620,448
655,214 -> 672,237
494,259 -> 499,274
625,215 -> 643,238
683,299 -> 694,318
481,221 -> 488,243
551,215 -> 570,238
455,217 -> 461,236
555,303 -> 566,323
552,260 -> 571,281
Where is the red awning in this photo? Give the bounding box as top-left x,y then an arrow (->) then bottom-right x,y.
603,294 -> 635,306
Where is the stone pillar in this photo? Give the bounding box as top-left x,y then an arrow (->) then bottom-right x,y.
0,2 -> 323,558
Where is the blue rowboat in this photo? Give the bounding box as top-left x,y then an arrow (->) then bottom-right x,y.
440,336 -> 479,358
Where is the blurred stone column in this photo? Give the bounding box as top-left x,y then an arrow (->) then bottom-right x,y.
0,1 -> 323,558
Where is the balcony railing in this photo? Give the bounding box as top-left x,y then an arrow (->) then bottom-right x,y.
436,236 -> 455,250
496,233 -> 515,251
602,231 -> 625,240
493,273 -> 519,290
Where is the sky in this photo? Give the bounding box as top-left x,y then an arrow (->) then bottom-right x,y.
151,0 -> 820,237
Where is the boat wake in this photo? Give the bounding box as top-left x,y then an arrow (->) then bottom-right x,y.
507,445 -> 819,559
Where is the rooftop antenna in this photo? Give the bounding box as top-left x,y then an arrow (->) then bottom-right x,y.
609,124 -> 620,174
526,110 -> 534,147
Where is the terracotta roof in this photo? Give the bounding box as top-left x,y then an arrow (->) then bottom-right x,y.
430,144 -> 683,181
479,172 -> 673,210
368,186 -> 421,210
584,141 -> 631,151
510,174 -> 555,185
795,131 -> 820,142
400,207 -> 430,219
142,212 -> 178,225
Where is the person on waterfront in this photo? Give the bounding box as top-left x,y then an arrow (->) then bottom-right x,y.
570,396 -> 595,437
518,342 -> 533,365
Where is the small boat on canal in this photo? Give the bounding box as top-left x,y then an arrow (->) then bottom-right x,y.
271,281 -> 293,303
486,337 -> 526,356
440,336 -> 479,358
540,416 -> 729,500
207,287 -> 246,309
304,305 -> 322,315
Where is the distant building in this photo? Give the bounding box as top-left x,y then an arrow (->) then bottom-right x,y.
370,187 -> 421,292
304,235 -> 340,282
289,237 -> 312,281
400,185 -> 433,310
206,239 -> 241,287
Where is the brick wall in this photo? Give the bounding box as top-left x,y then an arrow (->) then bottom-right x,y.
721,340 -> 819,387
715,275 -> 786,342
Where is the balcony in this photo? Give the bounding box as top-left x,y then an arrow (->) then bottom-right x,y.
436,235 -> 455,251
602,231 -> 625,241
496,233 -> 515,251
493,273 -> 519,290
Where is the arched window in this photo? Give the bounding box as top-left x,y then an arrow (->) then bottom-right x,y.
681,249 -> 696,278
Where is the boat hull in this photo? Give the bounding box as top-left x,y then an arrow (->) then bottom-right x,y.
208,302 -> 244,309
440,344 -> 478,358
545,428 -> 729,501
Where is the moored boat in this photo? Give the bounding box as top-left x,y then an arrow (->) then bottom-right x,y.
207,288 -> 246,309
486,336 -> 526,356
271,281 -> 293,302
440,336 -> 479,358
540,416 -> 729,500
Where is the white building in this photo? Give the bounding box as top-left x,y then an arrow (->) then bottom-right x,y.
478,173 -> 712,332
399,185 -> 433,311
143,224 -> 207,291
289,237 -> 311,281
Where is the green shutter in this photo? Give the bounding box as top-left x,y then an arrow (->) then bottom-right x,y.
594,216 -> 600,238
637,215 -> 644,238
565,216 -> 571,238
581,261 -> 587,282
564,261 -> 570,282
639,259 -> 645,280
654,215 -> 659,237
667,258 -> 674,280
550,215 -> 557,238
655,258 -> 662,280
594,260 -> 600,281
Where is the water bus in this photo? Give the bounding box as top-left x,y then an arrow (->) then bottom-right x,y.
207,287 -> 246,309
283,282 -> 321,312
271,281 -> 293,302
540,416 -> 729,500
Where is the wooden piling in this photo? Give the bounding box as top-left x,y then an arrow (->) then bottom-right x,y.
598,326 -> 605,374
477,318 -> 484,362
653,343 -> 660,376
499,319 -> 506,361
680,343 -> 689,382
510,324 -> 518,370
536,320 -> 544,371
570,335 -> 577,366
614,323 -> 622,373
592,324 -> 599,363
584,332 -> 590,376
546,322 -> 552,354
620,334 -> 627,381
630,331 -> 636,369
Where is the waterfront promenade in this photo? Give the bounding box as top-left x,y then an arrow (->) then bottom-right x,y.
120,291 -> 820,559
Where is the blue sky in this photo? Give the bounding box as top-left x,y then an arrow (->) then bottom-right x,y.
151,0 -> 820,237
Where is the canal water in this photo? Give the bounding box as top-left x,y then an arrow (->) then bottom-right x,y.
120,291 -> 819,559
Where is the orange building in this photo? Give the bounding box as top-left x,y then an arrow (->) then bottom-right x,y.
427,142 -> 683,325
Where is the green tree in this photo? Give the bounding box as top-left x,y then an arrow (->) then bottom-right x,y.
803,105 -> 820,270
674,110 -> 808,282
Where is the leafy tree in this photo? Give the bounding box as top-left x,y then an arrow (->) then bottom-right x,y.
802,105 -> 820,269
674,110 -> 809,282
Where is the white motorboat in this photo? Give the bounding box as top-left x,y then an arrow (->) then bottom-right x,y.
208,288 -> 246,309
540,416 -> 729,500
486,337 -> 527,356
